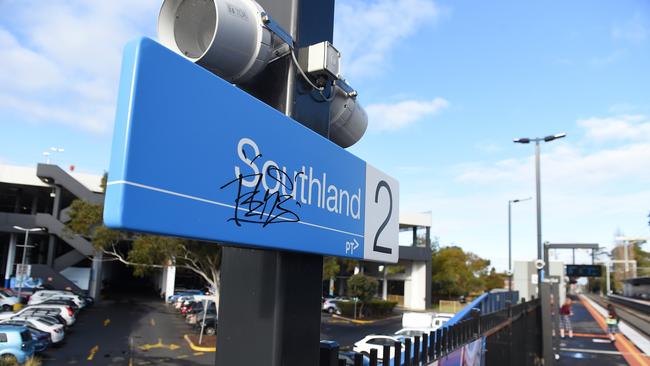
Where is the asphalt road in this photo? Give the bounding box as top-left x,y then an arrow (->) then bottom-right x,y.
320,314 -> 403,348
35,295 -> 402,365
38,294 -> 215,365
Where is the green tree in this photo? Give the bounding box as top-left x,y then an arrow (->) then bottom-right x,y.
323,257 -> 341,280
66,199 -> 222,299
482,267 -> 506,291
431,246 -> 491,298
347,274 -> 378,317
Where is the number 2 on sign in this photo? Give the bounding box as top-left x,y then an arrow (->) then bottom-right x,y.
373,181 -> 392,254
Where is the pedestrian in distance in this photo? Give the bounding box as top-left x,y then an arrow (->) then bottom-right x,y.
606,304 -> 619,342
559,298 -> 573,339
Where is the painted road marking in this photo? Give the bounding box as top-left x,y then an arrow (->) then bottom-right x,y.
150,318 -> 156,327
139,338 -> 180,351
87,345 -> 99,360
177,355 -> 189,359
104,318 -> 111,327
193,352 -> 205,356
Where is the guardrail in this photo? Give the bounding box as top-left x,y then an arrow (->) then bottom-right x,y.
319,299 -> 540,366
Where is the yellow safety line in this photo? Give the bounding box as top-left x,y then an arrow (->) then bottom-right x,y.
579,295 -> 649,366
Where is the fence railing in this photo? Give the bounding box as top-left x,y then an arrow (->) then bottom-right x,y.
320,299 -> 540,366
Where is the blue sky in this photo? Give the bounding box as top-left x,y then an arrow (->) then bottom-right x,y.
1,0 -> 649,270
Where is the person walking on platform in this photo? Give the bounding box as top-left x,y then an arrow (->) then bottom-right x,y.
559,298 -> 574,338
606,304 -> 620,342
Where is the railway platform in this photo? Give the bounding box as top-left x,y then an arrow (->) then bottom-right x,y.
556,295 -> 650,366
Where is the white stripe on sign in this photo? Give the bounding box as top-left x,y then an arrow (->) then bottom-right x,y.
107,180 -> 365,238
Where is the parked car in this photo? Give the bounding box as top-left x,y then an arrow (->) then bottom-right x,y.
187,305 -> 217,325
3,305 -> 76,326
353,335 -> 405,362
194,317 -> 217,336
167,290 -> 204,304
29,291 -> 86,308
4,317 -> 65,343
27,328 -> 51,353
0,290 -> 20,312
0,325 -> 36,364
11,309 -> 67,328
322,299 -> 342,315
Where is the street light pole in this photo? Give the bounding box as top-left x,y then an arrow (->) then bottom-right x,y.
12,226 -> 44,302
535,140 -> 542,273
514,132 -> 566,365
508,197 -> 531,295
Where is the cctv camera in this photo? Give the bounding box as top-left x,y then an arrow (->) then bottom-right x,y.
329,85 -> 368,148
158,0 -> 273,84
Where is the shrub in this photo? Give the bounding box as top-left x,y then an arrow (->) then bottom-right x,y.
337,299 -> 397,318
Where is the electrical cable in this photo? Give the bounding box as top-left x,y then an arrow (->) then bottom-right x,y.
289,48 -> 337,102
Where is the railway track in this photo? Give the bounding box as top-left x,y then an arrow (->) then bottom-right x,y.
586,294 -> 650,337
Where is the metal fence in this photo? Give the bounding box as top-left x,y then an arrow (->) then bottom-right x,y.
320,299 -> 541,366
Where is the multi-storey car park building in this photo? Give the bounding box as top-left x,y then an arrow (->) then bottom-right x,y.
1,163 -> 433,308
0,163 -> 103,298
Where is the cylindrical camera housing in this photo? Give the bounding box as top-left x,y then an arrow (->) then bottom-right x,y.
329,86 -> 368,148
158,0 -> 272,83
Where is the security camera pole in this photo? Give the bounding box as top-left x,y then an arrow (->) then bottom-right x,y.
216,1 -> 336,365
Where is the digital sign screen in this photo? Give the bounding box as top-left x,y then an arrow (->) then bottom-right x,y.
565,264 -> 602,277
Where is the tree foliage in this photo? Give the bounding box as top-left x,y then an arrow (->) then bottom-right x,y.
347,274 -> 378,317
65,199 -> 221,293
483,267 -> 506,291
347,274 -> 378,303
323,257 -> 341,280
431,246 -> 492,298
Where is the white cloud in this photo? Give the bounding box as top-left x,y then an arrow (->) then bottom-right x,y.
366,97 -> 448,130
578,115 -> 650,142
0,1 -> 158,133
334,0 -> 442,78
400,114 -> 650,269
612,14 -> 649,43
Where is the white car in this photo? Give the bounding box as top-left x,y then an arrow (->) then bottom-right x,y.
12,304 -> 76,326
395,328 -> 437,339
0,290 -> 19,311
2,317 -> 65,343
29,291 -> 85,308
353,335 -> 405,361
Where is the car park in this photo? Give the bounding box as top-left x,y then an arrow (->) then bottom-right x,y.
0,325 -> 36,364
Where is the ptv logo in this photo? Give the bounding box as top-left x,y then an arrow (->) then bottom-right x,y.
345,238 -> 360,255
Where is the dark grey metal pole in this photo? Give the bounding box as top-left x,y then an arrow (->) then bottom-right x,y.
536,141 -> 554,365
508,201 -> 512,295
535,140 -> 542,273
215,1 -> 335,365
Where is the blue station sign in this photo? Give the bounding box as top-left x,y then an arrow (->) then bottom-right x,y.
104,38 -> 399,263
